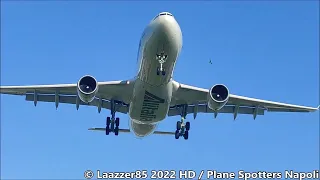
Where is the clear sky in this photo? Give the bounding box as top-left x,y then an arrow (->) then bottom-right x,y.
1,1 -> 319,180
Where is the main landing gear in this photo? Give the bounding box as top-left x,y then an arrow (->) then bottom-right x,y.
156,51 -> 167,76
175,104 -> 190,140
105,100 -> 120,136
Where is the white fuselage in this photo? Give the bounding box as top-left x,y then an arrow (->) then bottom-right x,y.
128,12 -> 182,137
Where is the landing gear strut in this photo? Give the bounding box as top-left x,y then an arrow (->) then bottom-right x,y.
156,51 -> 167,76
105,100 -> 120,136
175,104 -> 190,140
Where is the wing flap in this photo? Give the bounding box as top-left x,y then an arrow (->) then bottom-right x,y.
168,105 -> 264,117
25,94 -> 129,114
266,107 -> 318,112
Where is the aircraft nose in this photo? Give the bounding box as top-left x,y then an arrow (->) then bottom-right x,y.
150,12 -> 182,54
153,12 -> 178,36
153,12 -> 174,20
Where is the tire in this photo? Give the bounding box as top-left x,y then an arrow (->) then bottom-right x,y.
183,130 -> 189,140
114,127 -> 119,136
185,122 -> 190,131
105,126 -> 110,135
176,121 -> 181,130
106,117 -> 111,125
175,130 -> 180,139
115,117 -> 120,127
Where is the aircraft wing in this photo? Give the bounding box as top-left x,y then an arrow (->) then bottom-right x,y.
169,81 -> 319,119
0,80 -> 134,113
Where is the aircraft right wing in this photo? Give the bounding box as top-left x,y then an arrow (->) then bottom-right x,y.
169,81 -> 319,119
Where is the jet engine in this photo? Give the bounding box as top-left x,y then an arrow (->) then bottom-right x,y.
77,75 -> 99,103
207,84 -> 229,111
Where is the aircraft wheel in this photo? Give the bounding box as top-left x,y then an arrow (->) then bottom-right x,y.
106,117 -> 111,125
176,121 -> 181,130
162,69 -> 166,76
185,122 -> 190,131
115,117 -> 120,127
105,125 -> 110,135
175,130 -> 180,139
156,67 -> 160,75
114,127 -> 119,136
183,130 -> 189,140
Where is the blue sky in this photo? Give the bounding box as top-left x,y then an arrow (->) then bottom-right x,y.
1,1 -> 319,179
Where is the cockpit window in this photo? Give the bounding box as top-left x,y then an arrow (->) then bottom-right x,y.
153,12 -> 173,20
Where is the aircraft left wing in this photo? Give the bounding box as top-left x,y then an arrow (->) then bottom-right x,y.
0,80 -> 134,113
169,81 -> 319,120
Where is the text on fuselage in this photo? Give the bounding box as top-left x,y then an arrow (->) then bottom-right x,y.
140,91 -> 165,121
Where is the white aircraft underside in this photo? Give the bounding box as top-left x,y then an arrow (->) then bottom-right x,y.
1,12 -> 319,140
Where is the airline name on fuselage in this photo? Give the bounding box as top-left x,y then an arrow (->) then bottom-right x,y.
140,91 -> 165,121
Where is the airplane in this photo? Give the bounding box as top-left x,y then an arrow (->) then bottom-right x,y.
0,12 -> 319,140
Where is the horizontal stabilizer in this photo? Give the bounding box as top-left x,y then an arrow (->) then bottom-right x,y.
88,128 -> 175,135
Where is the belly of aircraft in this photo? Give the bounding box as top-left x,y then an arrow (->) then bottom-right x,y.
129,90 -> 168,124
129,79 -> 172,124
129,119 -> 157,137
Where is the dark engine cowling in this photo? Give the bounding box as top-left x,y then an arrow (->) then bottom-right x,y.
207,84 -> 229,111
77,75 -> 99,103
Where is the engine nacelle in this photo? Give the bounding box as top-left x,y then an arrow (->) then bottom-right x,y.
77,75 -> 99,103
207,84 -> 229,111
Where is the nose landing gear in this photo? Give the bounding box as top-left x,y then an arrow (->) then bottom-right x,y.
156,51 -> 167,76
157,66 -> 166,76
